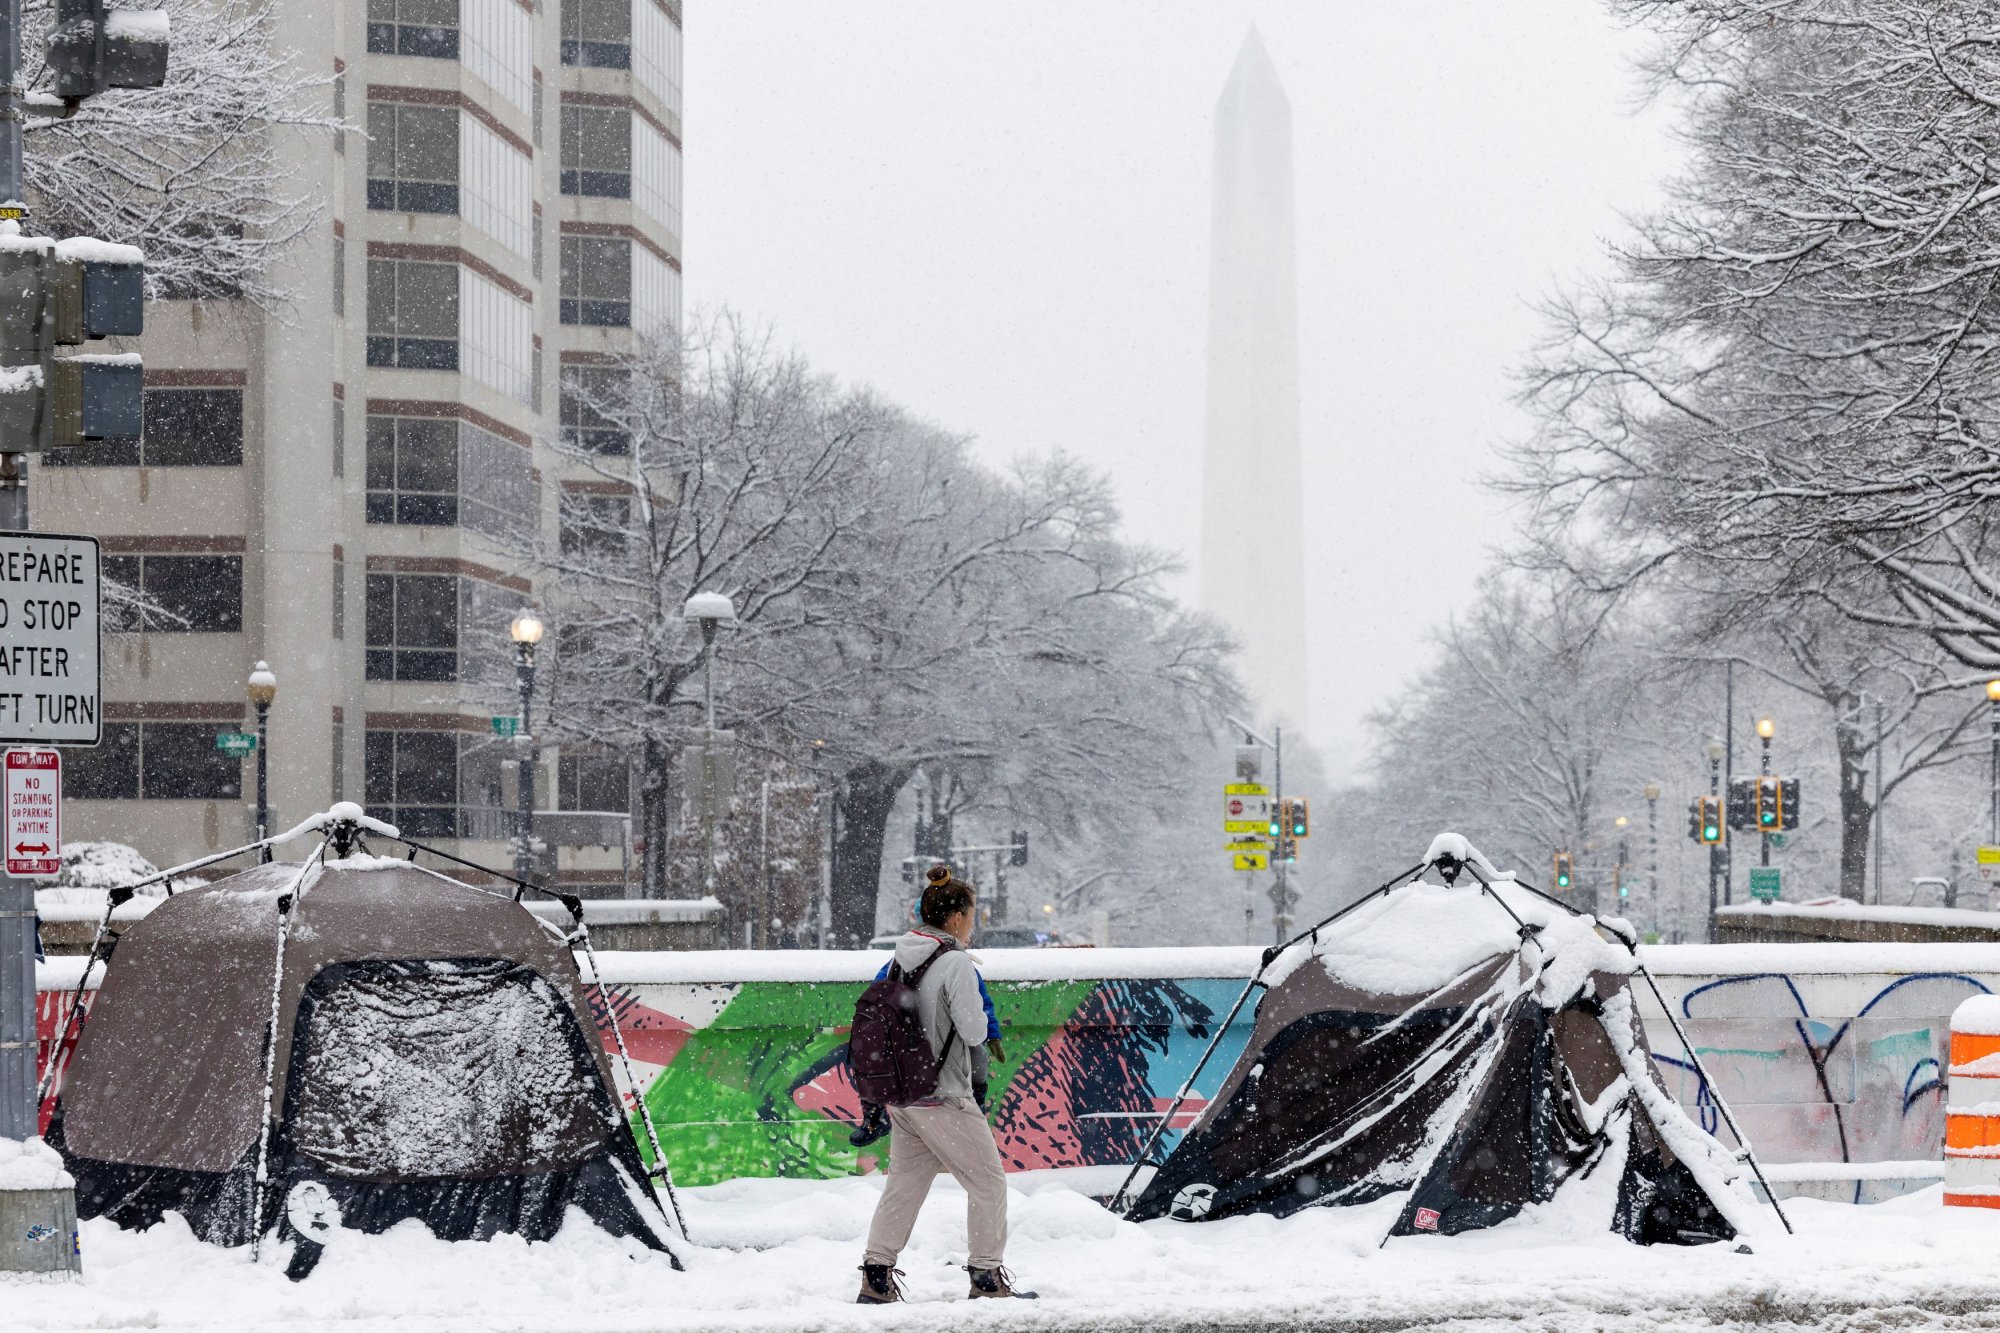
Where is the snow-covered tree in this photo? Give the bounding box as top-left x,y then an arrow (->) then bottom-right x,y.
23,0 -> 335,304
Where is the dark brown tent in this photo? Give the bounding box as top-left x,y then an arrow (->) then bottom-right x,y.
47,857 -> 680,1269
1124,858 -> 1772,1245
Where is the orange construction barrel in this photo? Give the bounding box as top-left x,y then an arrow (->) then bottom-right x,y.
1947,994 -> 2000,1208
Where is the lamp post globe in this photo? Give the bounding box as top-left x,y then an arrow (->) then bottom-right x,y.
247,662 -> 276,862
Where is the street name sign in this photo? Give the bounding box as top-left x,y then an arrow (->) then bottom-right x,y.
1980,845 -> 2000,883
1748,867 -> 1782,902
491,715 -> 519,738
5,747 -> 60,877
214,731 -> 256,758
0,532 -> 98,745
1225,836 -> 1269,853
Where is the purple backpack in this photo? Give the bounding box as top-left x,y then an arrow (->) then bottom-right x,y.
849,936 -> 960,1106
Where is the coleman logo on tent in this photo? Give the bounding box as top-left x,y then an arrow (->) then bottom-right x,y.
1413,1207 -> 1442,1232
1170,1183 -> 1216,1220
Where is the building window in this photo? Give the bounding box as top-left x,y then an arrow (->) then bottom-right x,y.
559,105 -> 630,198
366,416 -> 458,525
332,556 -> 346,639
42,387 -> 244,468
333,233 -> 345,315
559,236 -> 629,327
331,721 -> 345,802
560,493 -> 629,557
333,71 -> 346,155
366,0 -> 459,59
561,0 -> 629,68
333,394 -> 345,478
145,388 -> 244,466
62,722 -> 242,800
100,554 -> 243,633
367,260 -> 459,370
560,366 -> 629,455
365,728 -> 459,838
366,102 -> 460,214
365,572 -> 458,681
559,753 -> 629,812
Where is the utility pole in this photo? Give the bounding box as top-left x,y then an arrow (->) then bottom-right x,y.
1705,738 -> 1724,943
1757,716 -> 1775,868
1643,781 -> 1660,937
1722,660 -> 1735,906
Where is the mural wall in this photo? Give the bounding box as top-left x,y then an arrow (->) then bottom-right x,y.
36,949 -> 2000,1191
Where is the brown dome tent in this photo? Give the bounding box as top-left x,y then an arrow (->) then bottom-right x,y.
1120,837 -> 1784,1246
46,847 -> 682,1275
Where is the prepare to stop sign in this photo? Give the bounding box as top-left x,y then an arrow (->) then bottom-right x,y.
5,746 -> 61,876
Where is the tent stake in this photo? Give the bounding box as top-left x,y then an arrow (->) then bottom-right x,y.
1108,859 -> 1433,1217
248,841 -> 328,1262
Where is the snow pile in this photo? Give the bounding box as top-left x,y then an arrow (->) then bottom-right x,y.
0,364 -> 40,395
1278,876 -> 1635,996
0,1135 -> 74,1190
1720,897 -> 2000,931
103,8 -> 168,43
16,1174 -> 2000,1330
51,235 -> 145,265
52,841 -> 159,893
1953,993 -> 2000,1037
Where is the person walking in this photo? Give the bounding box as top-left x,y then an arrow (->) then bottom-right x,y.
856,867 -> 1036,1303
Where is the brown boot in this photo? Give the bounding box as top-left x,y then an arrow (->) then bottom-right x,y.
856,1263 -> 904,1304
966,1265 -> 1038,1299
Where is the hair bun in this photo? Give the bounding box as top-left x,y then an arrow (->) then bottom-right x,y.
925,864 -> 952,886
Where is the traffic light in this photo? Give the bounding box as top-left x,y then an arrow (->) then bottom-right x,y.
1686,798 -> 1704,844
1268,801 -> 1284,840
1009,829 -> 1029,867
1699,795 -> 1724,845
1552,852 -> 1573,891
1288,798 -> 1309,839
1780,778 -> 1800,831
46,0 -> 170,106
1278,835 -> 1298,863
0,239 -> 146,452
1756,776 -> 1781,831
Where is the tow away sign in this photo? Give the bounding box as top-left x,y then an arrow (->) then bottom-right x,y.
6,747 -> 61,876
0,533 -> 99,745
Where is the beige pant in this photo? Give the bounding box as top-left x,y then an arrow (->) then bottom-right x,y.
862,1097 -> 1008,1270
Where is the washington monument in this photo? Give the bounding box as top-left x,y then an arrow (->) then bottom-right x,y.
1199,28 -> 1308,732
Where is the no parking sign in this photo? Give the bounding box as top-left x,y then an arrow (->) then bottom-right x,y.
6,746 -> 61,877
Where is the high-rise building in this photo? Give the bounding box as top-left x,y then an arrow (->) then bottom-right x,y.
35,0 -> 683,886
1199,28 -> 1308,733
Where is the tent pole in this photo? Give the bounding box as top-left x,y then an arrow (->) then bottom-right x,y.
32,886 -> 132,1111
1108,859 -> 1433,1216
1458,861 -> 1793,1234
573,924 -> 686,1241
248,842 -> 328,1262
1633,962 -> 1792,1234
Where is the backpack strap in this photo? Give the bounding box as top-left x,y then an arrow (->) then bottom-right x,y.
895,935 -> 962,1073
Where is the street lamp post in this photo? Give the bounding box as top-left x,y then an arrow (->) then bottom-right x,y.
1986,679 -> 2000,845
510,612 -> 544,886
247,662 -> 276,862
682,594 -> 737,907
1613,814 -> 1630,911
1757,716 -> 1776,867
1705,738 -> 1725,941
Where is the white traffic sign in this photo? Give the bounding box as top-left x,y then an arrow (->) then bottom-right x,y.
6,747 -> 61,877
1979,846 -> 2000,883
1223,784 -> 1272,834
0,533 -> 99,745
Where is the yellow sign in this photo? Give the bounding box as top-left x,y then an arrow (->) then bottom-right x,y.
1225,837 -> 1269,852
1223,783 -> 1270,796
1233,852 -> 1269,872
1223,785 -> 1271,835
1979,845 -> 2000,882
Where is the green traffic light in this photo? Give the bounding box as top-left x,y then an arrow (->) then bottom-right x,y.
1761,813 -> 1775,826
1704,825 -> 1718,840
1556,874 -> 1571,888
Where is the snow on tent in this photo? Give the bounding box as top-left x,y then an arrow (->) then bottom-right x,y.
39,806 -> 683,1278
1118,835 -> 1786,1246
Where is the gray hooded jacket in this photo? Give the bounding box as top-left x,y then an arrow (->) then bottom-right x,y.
891,928 -> 988,1102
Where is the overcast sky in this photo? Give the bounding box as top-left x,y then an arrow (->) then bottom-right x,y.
683,2 -> 1680,774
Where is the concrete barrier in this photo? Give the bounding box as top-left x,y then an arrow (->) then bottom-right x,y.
36,941 -> 2000,1199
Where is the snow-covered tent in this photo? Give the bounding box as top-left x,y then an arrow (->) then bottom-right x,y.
1123,838 -> 1774,1245
46,854 -> 682,1273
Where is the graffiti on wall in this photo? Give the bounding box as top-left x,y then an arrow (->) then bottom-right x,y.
36,962 -> 1989,1190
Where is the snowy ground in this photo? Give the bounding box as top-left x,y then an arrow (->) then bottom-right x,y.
12,1171 -> 2000,1331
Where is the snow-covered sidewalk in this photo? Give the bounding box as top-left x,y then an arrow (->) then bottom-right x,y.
10,1171 -> 2000,1331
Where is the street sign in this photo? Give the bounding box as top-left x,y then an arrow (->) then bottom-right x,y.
1225,836 -> 1269,853
214,731 -> 256,758
5,747 -> 60,877
491,715 -> 519,738
1748,867 -> 1782,902
1232,851 -> 1269,872
1223,784 -> 1271,834
0,532 -> 99,745
1979,846 -> 2000,883
1768,832 -> 1787,850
